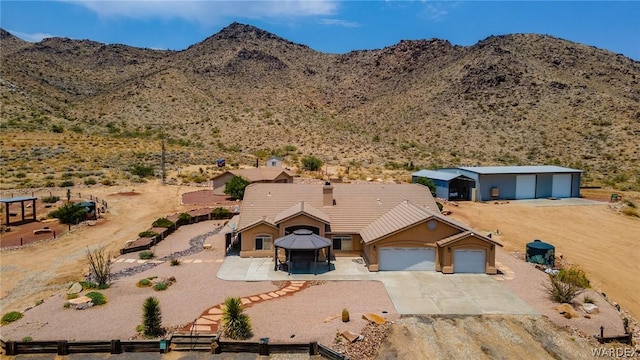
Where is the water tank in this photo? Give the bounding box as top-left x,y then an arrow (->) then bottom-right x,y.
526,239 -> 555,266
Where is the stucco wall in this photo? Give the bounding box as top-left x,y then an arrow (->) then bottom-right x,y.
439,236 -> 497,274
239,223 -> 279,257
278,215 -> 326,237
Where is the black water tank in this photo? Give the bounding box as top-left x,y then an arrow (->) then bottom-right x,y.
526,239 -> 555,266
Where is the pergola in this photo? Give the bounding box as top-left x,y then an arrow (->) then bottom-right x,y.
0,196 -> 37,226
273,229 -> 332,275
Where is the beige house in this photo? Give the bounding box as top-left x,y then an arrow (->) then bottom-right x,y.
236,182 -> 501,274
211,168 -> 294,195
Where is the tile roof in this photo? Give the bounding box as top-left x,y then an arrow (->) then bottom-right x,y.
213,168 -> 294,182
273,201 -> 331,225
238,183 -> 440,234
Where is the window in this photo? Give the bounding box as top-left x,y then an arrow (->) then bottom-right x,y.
332,235 -> 352,251
255,235 -> 272,250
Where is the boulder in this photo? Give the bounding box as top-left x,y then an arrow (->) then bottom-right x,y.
362,313 -> 386,325
68,295 -> 93,310
582,303 -> 599,314
556,303 -> 579,319
68,282 -> 83,295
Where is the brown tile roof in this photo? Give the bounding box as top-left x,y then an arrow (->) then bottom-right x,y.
273,201 -> 331,225
238,183 -> 439,234
436,231 -> 503,247
212,168 -> 293,183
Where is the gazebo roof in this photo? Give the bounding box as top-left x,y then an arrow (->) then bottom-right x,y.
274,229 -> 331,250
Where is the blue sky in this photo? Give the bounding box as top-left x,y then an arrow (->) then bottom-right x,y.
1,1 -> 639,60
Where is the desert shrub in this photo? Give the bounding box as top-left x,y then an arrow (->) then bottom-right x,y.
414,177 -> 437,196
78,280 -> 108,290
153,283 -> 168,291
557,266 -> 590,288
139,251 -> 154,260
583,295 -> 596,304
178,212 -> 192,222
546,273 -> 585,303
301,155 -> 323,171
436,202 -> 444,212
59,180 -> 74,187
152,217 -> 174,228
224,175 -> 250,200
137,278 -> 152,287
130,164 -> 155,178
138,230 -> 159,238
624,200 -> 637,208
84,177 -> 97,185
85,291 -> 107,306
211,207 -> 231,219
342,308 -> 350,322
67,293 -> 79,300
142,297 -> 163,337
101,178 -> 114,186
170,258 -> 181,266
86,246 -> 111,288
42,195 -> 60,203
222,297 -> 252,340
63,302 -> 71,308
35,299 -> 44,306
49,203 -> 87,225
1,311 -> 23,325
622,207 -> 640,218
22,336 -> 32,342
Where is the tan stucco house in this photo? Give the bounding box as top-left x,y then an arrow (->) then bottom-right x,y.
211,168 -> 294,195
235,182 -> 502,274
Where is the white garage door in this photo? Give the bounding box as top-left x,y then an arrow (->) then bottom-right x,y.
552,174 -> 572,198
379,247 -> 435,271
453,249 -> 486,273
515,175 -> 536,199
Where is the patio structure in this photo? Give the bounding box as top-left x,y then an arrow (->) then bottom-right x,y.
274,229 -> 332,275
0,196 -> 37,225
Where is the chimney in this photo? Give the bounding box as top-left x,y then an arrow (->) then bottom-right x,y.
323,181 -> 334,207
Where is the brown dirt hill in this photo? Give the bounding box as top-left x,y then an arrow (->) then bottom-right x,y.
1,23 -> 639,188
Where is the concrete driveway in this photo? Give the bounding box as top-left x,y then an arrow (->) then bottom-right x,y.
218,256 -> 537,315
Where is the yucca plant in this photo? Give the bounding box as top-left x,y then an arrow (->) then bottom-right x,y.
222,297 -> 252,340
142,297 -> 163,338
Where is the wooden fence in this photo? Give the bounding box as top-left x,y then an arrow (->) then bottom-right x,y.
0,339 -> 160,356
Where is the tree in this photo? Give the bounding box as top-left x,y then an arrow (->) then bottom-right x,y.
224,175 -> 250,200
49,203 -> 87,225
130,164 -> 155,178
222,297 -> 252,340
142,297 -> 163,338
86,246 -> 111,288
414,177 -> 437,196
301,155 -> 323,171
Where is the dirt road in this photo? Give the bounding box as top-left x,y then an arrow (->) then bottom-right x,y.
448,195 -> 640,322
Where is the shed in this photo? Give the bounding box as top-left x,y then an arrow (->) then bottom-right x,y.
411,170 -> 476,200
439,166 -> 582,201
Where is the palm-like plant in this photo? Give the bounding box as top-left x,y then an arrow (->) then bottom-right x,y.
222,297 -> 252,340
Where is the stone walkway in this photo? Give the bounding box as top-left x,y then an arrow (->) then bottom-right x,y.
182,280 -> 309,334
493,261 -> 516,281
113,258 -> 224,264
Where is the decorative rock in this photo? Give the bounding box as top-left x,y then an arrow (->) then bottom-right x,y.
556,303 -> 579,319
341,330 -> 362,343
582,303 -> 599,314
68,296 -> 92,305
362,313 -> 386,325
68,282 -> 83,295
76,302 -> 94,310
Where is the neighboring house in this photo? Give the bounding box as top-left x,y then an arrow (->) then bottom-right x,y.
412,166 -> 582,201
266,156 -> 283,167
235,182 -> 501,274
211,168 -> 294,195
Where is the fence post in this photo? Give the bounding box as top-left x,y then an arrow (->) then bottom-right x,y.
309,341 -> 318,355
110,340 -> 122,354
5,341 -> 17,355
57,340 -> 68,355
258,342 -> 269,356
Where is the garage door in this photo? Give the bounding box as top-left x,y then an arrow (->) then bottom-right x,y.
453,249 -> 486,273
379,247 -> 435,271
515,175 -> 536,199
552,174 -> 572,198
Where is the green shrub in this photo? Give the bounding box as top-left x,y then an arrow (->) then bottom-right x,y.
301,155 -> 323,171
85,291 -> 107,306
67,293 -> 79,300
138,230 -> 159,238
51,124 -> 64,133
35,299 -> 44,306
142,297 -> 163,337
63,302 -> 71,308
1,311 -> 23,325
130,164 -> 155,178
224,175 -> 250,200
170,258 -> 181,266
137,278 -> 152,287
139,251 -> 154,260
42,195 -> 60,203
84,177 -> 97,185
436,202 -> 444,212
583,295 -> 596,304
49,203 -> 87,225
101,178 -> 114,186
59,180 -> 75,187
136,324 -> 145,333
546,273 -> 585,303
79,280 -> 102,290
178,213 -> 192,222
153,283 -> 168,291
22,336 -> 32,342
222,297 -> 252,340
557,266 -> 590,288
152,218 -> 174,228
211,207 -> 231,219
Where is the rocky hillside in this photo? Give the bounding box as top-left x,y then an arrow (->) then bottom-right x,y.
1,23 -> 639,188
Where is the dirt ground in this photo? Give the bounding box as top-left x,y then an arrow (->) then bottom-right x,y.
448,189 -> 640,322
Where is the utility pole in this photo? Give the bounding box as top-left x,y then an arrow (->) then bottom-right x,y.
151,121 -> 167,185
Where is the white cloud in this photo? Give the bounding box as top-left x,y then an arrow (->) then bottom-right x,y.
424,3 -> 448,20
63,0 -> 338,25
7,30 -> 55,42
319,18 -> 360,28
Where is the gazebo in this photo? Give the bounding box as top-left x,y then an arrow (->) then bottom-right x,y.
273,229 -> 332,275
0,196 -> 37,226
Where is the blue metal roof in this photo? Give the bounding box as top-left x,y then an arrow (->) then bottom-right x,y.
0,196 -> 38,203
412,170 -> 462,181
455,166 -> 582,175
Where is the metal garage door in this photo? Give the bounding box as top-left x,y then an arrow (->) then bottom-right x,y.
379,247 -> 436,271
515,175 -> 536,199
552,174 -> 572,198
453,249 -> 486,273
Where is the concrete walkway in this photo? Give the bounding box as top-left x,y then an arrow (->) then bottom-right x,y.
217,256 -> 538,316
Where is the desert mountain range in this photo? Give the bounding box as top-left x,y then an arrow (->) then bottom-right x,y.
1,23 -> 639,188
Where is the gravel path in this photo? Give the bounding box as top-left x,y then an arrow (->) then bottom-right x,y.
1,220 -> 396,347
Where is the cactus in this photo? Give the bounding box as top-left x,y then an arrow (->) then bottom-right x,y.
342,308 -> 350,322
